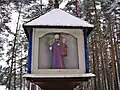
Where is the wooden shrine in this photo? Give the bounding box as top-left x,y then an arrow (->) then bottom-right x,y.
23,9 -> 95,90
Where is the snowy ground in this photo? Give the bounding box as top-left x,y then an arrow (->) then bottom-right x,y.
0,85 -> 6,90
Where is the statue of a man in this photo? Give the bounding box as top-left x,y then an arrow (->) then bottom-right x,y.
49,34 -> 67,69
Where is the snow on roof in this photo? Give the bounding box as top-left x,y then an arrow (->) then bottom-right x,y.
24,9 -> 93,28
23,73 -> 95,78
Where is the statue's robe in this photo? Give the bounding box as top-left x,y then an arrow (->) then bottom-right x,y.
61,42 -> 67,57
52,40 -> 64,69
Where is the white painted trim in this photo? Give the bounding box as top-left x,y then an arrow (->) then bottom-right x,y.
31,28 -> 86,74
23,73 -> 96,78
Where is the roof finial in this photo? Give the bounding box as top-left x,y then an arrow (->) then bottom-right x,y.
54,0 -> 59,8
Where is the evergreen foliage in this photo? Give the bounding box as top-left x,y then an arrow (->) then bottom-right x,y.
0,0 -> 119,89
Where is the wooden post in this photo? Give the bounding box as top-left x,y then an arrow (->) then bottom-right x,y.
54,0 -> 59,8
75,0 -> 78,16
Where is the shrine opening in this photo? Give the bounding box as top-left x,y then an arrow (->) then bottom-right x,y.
23,8 -> 95,90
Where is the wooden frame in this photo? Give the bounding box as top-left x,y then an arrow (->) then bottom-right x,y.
31,28 -> 86,74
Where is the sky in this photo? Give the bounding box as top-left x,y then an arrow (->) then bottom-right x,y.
7,0 -> 69,33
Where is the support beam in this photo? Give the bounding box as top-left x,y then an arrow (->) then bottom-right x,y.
44,88 -> 73,90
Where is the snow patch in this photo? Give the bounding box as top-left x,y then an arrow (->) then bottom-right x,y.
0,85 -> 6,90
25,9 -> 93,28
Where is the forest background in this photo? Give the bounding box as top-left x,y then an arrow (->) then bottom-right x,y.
0,0 -> 120,90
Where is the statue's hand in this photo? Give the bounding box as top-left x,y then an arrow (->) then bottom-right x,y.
49,47 -> 52,51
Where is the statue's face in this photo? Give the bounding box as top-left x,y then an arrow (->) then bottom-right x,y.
62,38 -> 66,43
54,34 -> 59,40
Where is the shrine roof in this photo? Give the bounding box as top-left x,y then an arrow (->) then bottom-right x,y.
23,9 -> 93,28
